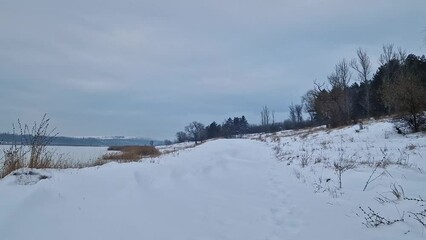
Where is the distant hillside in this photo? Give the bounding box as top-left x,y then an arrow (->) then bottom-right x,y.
0,133 -> 162,146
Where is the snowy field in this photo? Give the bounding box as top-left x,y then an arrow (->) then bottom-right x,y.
0,145 -> 110,165
0,120 -> 425,240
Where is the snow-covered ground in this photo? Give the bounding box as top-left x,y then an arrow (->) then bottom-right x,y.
0,120 -> 425,239
156,141 -> 197,154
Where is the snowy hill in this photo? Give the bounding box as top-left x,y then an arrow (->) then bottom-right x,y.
0,120 -> 425,239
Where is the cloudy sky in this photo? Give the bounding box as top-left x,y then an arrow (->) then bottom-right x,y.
1,0 -> 425,140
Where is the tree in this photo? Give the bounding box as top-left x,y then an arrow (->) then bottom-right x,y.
295,104 -> 303,127
233,117 -> 240,135
351,48 -> 372,117
222,118 -> 234,138
377,44 -> 408,115
288,102 -> 304,129
328,59 -> 351,89
260,105 -> 270,126
327,59 -> 352,126
289,103 -> 296,126
348,82 -> 364,121
305,81 -> 332,126
379,44 -> 397,66
206,121 -> 221,139
184,121 -> 205,144
220,116 -> 249,137
176,131 -> 188,143
370,58 -> 402,116
382,58 -> 426,132
302,90 -> 315,122
240,116 -> 248,134
302,84 -> 330,125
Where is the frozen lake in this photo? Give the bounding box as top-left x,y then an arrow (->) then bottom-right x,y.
0,145 -> 111,165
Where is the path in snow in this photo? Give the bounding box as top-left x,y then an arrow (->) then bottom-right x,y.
0,139 -> 302,240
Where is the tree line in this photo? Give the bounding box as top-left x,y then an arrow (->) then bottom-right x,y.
175,44 -> 426,144
176,116 -> 249,144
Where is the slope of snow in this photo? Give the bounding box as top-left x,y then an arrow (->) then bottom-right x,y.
0,120 -> 425,239
264,120 -> 426,239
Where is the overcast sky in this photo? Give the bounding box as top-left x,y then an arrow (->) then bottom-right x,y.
1,0 -> 425,140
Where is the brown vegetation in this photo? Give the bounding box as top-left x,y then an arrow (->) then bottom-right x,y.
101,145 -> 160,163
1,115 -> 59,178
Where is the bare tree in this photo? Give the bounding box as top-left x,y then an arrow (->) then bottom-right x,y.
260,105 -> 270,126
328,59 -> 352,125
295,104 -> 303,126
289,103 -> 296,125
184,122 -> 205,144
289,103 -> 304,128
378,44 -> 407,72
302,89 -> 316,122
328,59 -> 351,89
397,47 -> 407,64
351,48 -> 372,117
379,44 -> 397,66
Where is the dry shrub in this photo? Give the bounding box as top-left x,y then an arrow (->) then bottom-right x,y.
1,146 -> 25,178
1,115 -> 59,178
102,145 -> 160,162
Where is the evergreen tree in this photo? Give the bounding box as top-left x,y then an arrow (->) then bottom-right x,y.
206,121 -> 221,139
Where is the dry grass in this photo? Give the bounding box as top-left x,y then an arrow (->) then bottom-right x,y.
1,145 -> 26,178
1,155 -> 25,178
1,145 -> 162,178
1,148 -> 54,178
101,145 -> 161,163
0,146 -> 80,178
48,158 -> 102,169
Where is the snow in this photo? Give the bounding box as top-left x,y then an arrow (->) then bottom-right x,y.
156,141 -> 197,153
1,120 -> 425,239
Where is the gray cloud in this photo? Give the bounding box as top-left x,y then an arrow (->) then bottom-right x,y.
1,0 -> 425,139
